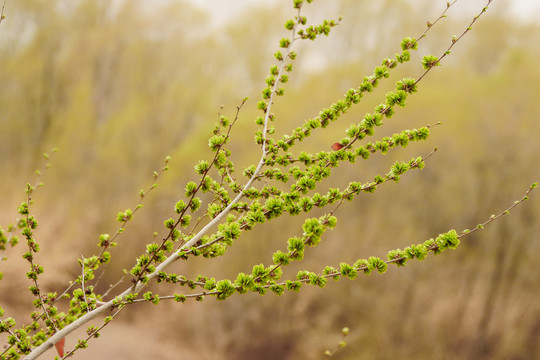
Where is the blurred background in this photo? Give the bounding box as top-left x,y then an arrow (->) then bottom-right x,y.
1,0 -> 539,359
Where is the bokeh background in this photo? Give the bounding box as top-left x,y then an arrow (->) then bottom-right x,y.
1,0 -> 539,359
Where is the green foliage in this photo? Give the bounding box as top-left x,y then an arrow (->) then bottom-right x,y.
0,0 -> 538,359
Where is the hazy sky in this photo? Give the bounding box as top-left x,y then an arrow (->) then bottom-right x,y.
183,0 -> 540,25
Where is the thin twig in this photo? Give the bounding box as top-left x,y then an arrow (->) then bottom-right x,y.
0,0 -> 8,24
100,276 -> 125,300
416,0 -> 492,84
79,255 -> 90,313
60,306 -> 125,359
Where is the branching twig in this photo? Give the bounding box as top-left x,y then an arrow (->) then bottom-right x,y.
18,2 -> 521,359
416,0 -> 492,84
60,306 -> 125,360
127,182 -> 537,304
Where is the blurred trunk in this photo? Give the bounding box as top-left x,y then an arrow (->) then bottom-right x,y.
467,224 -> 510,359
